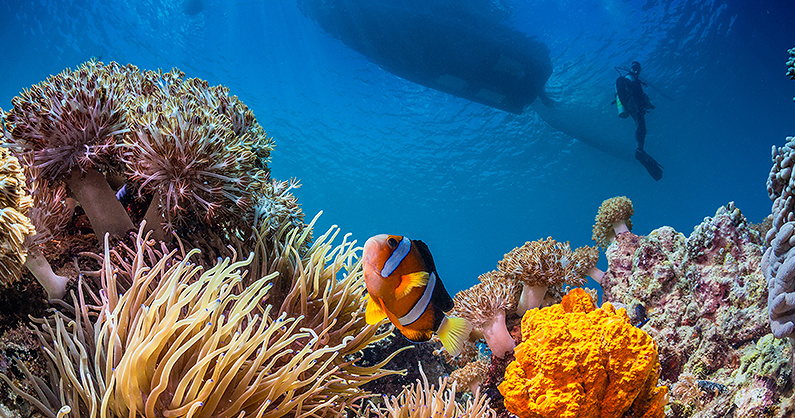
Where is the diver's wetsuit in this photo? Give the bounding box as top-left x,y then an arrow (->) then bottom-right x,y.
616,64 -> 662,181
616,72 -> 653,150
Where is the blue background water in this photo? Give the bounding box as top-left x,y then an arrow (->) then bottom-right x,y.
1,0 -> 793,296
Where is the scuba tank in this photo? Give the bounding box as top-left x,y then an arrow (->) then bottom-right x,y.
615,93 -> 629,118
614,66 -> 631,118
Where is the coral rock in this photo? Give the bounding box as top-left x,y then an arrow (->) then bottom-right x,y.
498,287 -> 667,418
600,203 -> 795,417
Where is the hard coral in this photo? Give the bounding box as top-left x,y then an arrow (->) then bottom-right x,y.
764,136 -> 795,339
0,147 -> 35,283
453,270 -> 520,358
592,196 -> 634,250
498,237 -> 585,314
498,288 -> 667,418
2,61 -> 136,238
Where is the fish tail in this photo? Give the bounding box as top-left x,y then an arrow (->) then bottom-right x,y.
437,315 -> 472,357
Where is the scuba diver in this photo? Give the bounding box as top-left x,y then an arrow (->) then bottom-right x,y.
614,61 -> 663,181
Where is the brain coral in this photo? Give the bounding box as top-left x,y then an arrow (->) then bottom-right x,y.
498,287 -> 667,418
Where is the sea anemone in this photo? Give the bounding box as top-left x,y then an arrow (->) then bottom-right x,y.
364,365 -> 497,418
498,237 -> 578,314
2,223 -> 401,417
0,146 -> 35,283
592,196 -> 634,250
452,270 -> 520,358
2,61 -> 138,238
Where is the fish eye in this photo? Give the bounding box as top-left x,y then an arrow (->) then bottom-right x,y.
387,237 -> 398,248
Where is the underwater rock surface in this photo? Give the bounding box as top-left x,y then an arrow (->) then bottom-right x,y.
601,202 -> 794,418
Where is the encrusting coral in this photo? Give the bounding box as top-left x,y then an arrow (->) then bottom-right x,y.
592,196 -> 634,250
452,270 -> 520,358
600,202 -> 795,417
764,136 -> 795,339
498,287 -> 668,418
497,237 -> 587,314
0,146 -> 35,283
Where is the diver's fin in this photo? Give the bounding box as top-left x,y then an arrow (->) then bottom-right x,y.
436,316 -> 473,357
635,149 -> 663,181
365,295 -> 388,325
396,271 -> 429,299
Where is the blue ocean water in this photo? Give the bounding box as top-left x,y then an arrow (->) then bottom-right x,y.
1,0 -> 792,296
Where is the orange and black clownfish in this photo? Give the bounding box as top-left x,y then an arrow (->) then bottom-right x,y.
363,234 -> 472,356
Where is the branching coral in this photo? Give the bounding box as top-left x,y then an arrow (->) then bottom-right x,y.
121,70 -> 272,238
592,196 -> 634,250
498,237 -> 584,314
498,288 -> 668,418
453,270 -> 520,358
363,365 -> 496,418
2,223 -> 403,417
0,146 -> 35,283
2,61 -> 137,238
763,136 -> 795,338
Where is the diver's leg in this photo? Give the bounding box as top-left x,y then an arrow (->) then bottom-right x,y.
635,113 -> 646,151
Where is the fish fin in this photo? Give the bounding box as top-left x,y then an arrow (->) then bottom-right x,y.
365,296 -> 388,325
437,316 -> 473,357
399,328 -> 433,343
395,271 -> 429,299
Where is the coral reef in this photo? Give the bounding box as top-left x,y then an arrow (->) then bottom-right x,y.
592,196 -> 634,250
499,287 -> 667,418
0,62 -> 426,418
600,202 -> 795,417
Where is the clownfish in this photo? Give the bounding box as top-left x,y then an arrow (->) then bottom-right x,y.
363,234 -> 472,356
